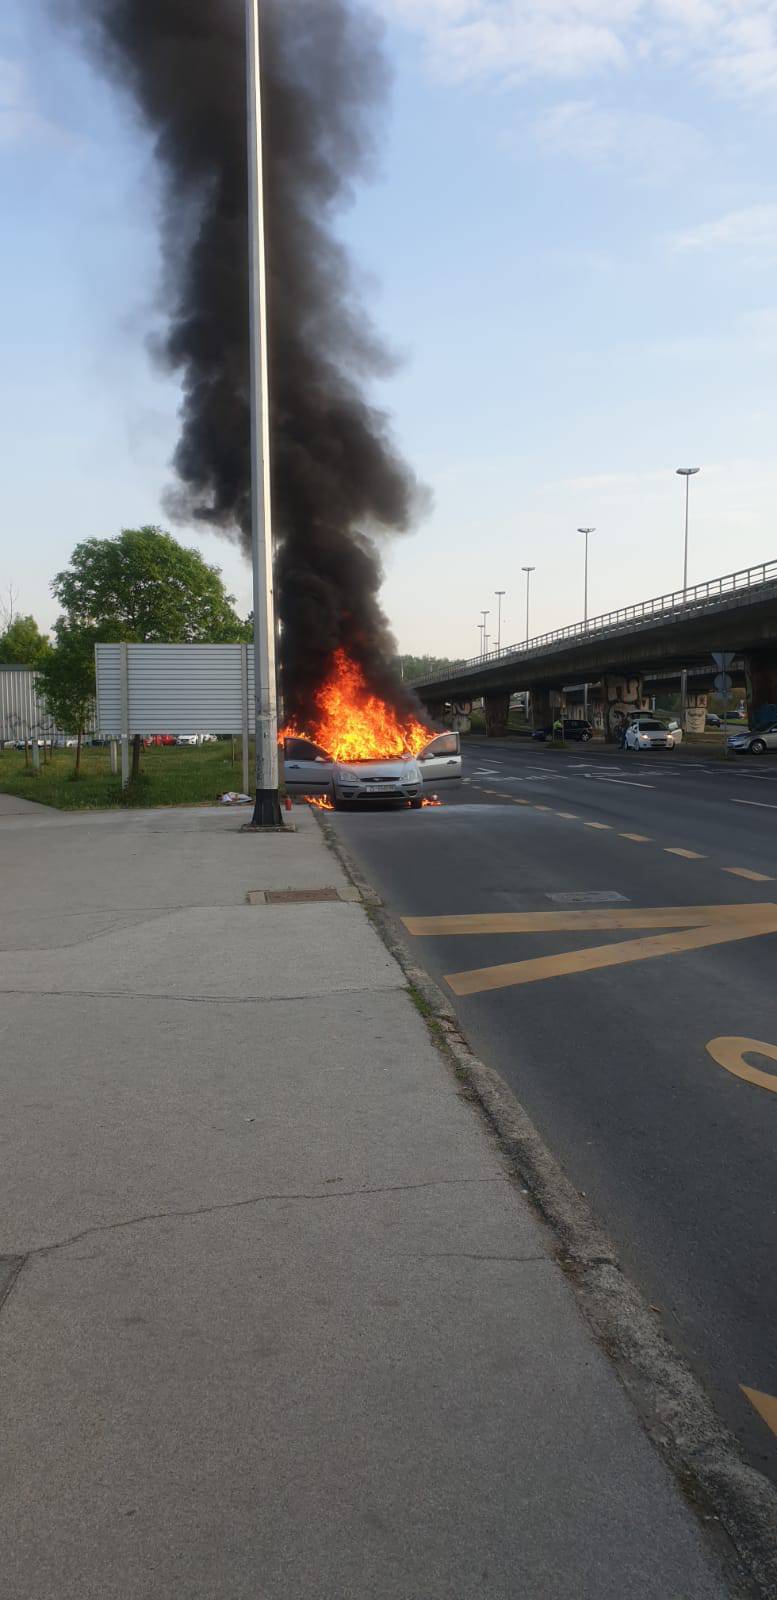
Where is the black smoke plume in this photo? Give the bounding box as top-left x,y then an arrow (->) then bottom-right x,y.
58,0 -> 429,721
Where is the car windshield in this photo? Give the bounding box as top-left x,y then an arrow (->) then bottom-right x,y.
639,721 -> 664,730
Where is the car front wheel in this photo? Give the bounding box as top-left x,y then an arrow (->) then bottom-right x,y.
750,739 -> 767,754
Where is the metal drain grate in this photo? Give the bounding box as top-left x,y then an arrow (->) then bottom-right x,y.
246,886 -> 361,905
266,887 -> 341,903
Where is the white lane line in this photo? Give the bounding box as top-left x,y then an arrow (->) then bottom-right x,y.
731,797 -> 777,810
589,777 -> 655,790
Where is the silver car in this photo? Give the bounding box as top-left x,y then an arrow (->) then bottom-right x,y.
283,731 -> 462,807
728,723 -> 777,755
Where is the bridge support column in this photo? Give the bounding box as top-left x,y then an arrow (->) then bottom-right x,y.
450,699 -> 472,733
530,686 -> 552,732
483,690 -> 511,736
685,692 -> 707,735
603,675 -> 643,743
745,653 -> 777,728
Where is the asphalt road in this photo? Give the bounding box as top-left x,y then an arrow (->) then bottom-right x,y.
329,736 -> 777,1491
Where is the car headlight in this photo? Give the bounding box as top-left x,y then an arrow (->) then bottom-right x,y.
338,769 -> 359,784
403,767 -> 420,784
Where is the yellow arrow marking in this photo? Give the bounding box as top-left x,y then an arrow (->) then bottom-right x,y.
401,905 -> 777,997
723,866 -> 773,882
706,1036 -> 777,1094
741,1387 -> 777,1439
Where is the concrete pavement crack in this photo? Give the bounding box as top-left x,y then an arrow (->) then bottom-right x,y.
20,1176 -> 509,1259
0,984 -> 400,1005
414,1251 -> 548,1264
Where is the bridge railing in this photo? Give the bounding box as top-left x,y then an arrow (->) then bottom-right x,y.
410,558 -> 777,686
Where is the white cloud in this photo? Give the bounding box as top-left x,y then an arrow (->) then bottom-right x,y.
383,1 -> 777,100
670,203 -> 777,256
531,96 -> 706,175
0,56 -> 45,146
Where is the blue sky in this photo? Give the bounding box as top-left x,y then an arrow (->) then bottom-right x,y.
3,0 -> 777,656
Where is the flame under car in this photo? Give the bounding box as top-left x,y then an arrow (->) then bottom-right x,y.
283,732 -> 462,808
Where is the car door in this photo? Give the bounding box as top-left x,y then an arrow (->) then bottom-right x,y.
763,724 -> 777,750
417,731 -> 462,786
282,737 -> 334,795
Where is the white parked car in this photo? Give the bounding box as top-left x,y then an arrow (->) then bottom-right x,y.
176,732 -> 217,747
283,731 -> 462,807
623,717 -> 675,751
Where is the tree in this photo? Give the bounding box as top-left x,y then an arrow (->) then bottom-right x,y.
398,654 -> 464,682
35,625 -> 96,777
0,614 -> 51,665
52,526 -> 251,643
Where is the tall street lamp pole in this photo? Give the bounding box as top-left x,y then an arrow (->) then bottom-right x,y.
495,590 -> 505,654
676,467 -> 700,733
246,0 -> 281,828
578,528 -> 595,722
481,609 -> 490,655
522,567 -> 535,645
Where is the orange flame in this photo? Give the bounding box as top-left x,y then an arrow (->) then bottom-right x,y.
281,649 -> 432,762
307,793 -> 334,810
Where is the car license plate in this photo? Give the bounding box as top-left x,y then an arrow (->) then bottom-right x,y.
363,784 -> 399,793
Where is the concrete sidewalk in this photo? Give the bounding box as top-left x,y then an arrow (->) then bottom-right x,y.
0,801 -> 737,1598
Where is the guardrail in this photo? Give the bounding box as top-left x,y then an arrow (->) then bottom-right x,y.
410,559 -> 777,686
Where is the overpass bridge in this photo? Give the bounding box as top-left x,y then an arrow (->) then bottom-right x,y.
411,558 -> 777,739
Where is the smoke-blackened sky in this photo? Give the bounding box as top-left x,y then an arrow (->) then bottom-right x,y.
58,0 -> 428,718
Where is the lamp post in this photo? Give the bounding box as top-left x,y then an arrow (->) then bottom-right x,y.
481,609 -> 490,656
577,528 -> 595,722
676,467 -> 700,732
494,590 -> 506,653
521,567 -> 535,645
246,0 -> 281,827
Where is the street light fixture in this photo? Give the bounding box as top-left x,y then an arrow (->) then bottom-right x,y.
495,591 -> 506,654
577,528 -> 595,721
481,609 -> 490,656
521,568 -> 535,645
676,467 -> 700,732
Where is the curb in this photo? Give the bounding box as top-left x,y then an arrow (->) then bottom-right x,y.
313,805 -> 777,1600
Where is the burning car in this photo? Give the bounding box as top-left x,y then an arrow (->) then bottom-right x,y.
283,731 -> 461,807
280,650 -> 461,808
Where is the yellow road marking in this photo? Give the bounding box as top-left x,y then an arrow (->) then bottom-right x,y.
401,905 -> 777,996
556,812 -> 579,820
621,832 -> 650,842
723,866 -> 774,882
665,847 -> 705,860
512,798 -> 531,805
534,804 -> 551,811
585,821 -> 611,830
741,1387 -> 777,1439
706,1036 -> 777,1095
403,905 -> 775,938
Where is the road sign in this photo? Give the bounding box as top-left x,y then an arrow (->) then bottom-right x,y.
712,650 -> 735,670
714,673 -> 733,695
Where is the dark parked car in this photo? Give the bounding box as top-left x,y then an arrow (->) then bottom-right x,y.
532,719 -> 594,743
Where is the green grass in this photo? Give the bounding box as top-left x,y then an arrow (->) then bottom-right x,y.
0,741 -> 256,810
